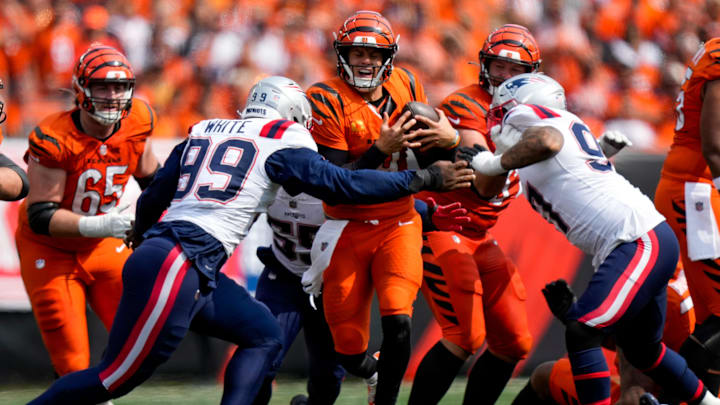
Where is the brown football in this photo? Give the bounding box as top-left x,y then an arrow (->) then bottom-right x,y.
401,101 -> 440,131
400,101 -> 453,168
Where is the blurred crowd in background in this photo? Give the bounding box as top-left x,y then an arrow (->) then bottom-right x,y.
1,0 -> 719,152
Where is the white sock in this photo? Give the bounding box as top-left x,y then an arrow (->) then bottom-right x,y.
700,390 -> 720,405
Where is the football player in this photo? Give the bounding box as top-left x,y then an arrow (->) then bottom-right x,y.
459,72 -> 720,405
16,44 -> 159,378
408,24 -> 540,405
513,267 -> 695,404
306,11 -> 460,404
0,78 -> 29,201
27,76 -> 473,405
654,37 -> 720,396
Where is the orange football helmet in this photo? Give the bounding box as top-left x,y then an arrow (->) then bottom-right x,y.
479,24 -> 541,94
72,44 -> 135,126
333,11 -> 398,89
0,78 -> 6,124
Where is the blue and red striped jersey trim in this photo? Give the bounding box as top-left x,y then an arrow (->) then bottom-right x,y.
259,119 -> 294,139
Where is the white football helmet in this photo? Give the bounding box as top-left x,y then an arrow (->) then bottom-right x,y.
239,76 -> 313,130
487,73 -> 566,130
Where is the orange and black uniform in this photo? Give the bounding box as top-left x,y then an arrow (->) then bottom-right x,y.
307,67 -> 426,355
17,99 -> 155,375
654,38 -> 720,323
417,83 -> 532,358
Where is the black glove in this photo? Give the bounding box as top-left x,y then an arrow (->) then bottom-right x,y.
542,279 -> 576,324
455,144 -> 487,163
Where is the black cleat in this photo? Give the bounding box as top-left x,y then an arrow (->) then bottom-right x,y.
290,394 -> 308,405
639,393 -> 665,405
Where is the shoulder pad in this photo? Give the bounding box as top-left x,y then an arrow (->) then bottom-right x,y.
281,122 -> 317,152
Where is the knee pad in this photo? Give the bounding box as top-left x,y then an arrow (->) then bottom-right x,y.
32,289 -> 67,331
333,323 -> 367,355
490,333 -> 533,361
565,320 -> 604,353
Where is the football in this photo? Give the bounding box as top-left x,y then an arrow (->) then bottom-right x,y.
401,101 -> 440,131
399,101 -> 454,168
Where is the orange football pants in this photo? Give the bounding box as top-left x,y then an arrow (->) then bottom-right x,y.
322,211 -> 423,355
17,233 -> 130,376
655,177 -> 720,323
420,230 -> 532,359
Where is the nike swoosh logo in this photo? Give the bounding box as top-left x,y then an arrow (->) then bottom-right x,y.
312,117 -> 323,126
116,244 -> 125,253
398,220 -> 414,226
447,116 -> 460,125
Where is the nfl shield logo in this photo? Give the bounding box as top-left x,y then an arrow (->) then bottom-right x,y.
99,145 -> 107,156
696,201 -> 704,211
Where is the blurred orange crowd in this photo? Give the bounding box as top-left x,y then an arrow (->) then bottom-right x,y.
1,0 -> 719,152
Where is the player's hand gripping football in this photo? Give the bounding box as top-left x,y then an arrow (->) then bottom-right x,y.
423,197 -> 470,232
542,279 -> 576,324
456,144 -> 507,176
78,203 -> 134,239
376,111 -> 421,154
410,109 -> 459,151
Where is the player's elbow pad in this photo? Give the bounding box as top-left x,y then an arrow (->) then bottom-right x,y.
27,201 -> 60,235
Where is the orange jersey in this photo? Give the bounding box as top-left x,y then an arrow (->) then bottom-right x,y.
18,98 -> 155,251
661,38 -> 720,183
308,67 -> 426,220
419,84 -> 521,237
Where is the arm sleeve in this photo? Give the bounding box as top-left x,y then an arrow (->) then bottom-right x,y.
265,147 -> 416,205
134,140 -> 186,237
0,153 -> 29,200
318,143 -> 388,169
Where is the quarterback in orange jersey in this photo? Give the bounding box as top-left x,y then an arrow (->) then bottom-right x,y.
16,45 -> 160,377
512,268 -> 696,405
654,37 -> 720,396
306,10 -> 462,405
0,78 -> 29,201
407,24 -> 540,405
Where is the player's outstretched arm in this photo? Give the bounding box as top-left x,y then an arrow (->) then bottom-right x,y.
265,147 -> 474,205
0,153 -> 28,201
133,140 -> 185,242
457,126 -> 563,175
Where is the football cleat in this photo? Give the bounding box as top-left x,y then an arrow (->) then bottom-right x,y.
639,393 -> 666,405
290,394 -> 308,405
366,351 -> 380,405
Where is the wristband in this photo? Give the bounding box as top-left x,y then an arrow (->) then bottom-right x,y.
714,176 -> 720,191
446,130 -> 460,149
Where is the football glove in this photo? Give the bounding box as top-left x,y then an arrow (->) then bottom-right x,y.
424,197 -> 470,232
598,130 -> 632,158
78,203 -> 134,239
542,279 -> 576,324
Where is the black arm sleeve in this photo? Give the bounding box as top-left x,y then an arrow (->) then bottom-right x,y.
134,164 -> 160,190
0,153 -> 29,200
27,201 -> 59,235
317,143 -> 388,170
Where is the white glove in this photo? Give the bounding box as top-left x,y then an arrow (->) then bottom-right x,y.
490,124 -> 524,154
470,150 -> 506,176
78,203 -> 134,239
301,266 -> 324,297
598,130 -> 632,158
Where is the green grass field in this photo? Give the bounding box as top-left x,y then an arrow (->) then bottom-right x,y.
0,377 -> 526,404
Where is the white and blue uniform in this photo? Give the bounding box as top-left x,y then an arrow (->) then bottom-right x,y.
253,189 -> 345,404
29,117 -> 430,405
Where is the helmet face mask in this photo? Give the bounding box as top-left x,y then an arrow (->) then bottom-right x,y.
334,11 -> 398,90
0,79 -> 6,125
73,45 -> 135,126
479,24 -> 541,95
239,76 -> 313,130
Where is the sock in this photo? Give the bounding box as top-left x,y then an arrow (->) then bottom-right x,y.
568,347 -> 611,405
337,352 -> 377,380
250,376 -> 273,405
375,315 -> 412,405
511,380 -> 555,405
408,341 -> 465,405
639,343 -> 706,404
463,350 -> 517,405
